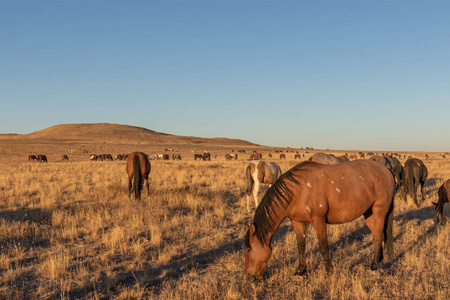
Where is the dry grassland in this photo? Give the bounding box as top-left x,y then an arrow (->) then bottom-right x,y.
0,154 -> 449,299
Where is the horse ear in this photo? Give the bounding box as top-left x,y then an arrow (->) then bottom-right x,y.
244,223 -> 250,231
249,223 -> 256,235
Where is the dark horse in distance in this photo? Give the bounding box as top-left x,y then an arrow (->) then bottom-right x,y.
244,160 -> 395,282
433,179 -> 450,223
126,152 -> 151,199
401,158 -> 428,205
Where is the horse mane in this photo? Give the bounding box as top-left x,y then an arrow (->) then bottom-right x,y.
252,161 -> 310,246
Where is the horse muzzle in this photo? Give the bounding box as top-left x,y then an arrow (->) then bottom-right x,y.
245,273 -> 262,283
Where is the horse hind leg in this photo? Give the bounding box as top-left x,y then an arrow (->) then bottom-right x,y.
144,178 -> 150,196
253,182 -> 260,208
364,210 -> 384,270
420,180 -> 426,203
128,180 -> 133,198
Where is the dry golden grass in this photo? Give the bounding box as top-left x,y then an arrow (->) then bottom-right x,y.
0,153 -> 448,299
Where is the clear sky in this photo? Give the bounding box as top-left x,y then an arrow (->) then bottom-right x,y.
1,1 -> 450,152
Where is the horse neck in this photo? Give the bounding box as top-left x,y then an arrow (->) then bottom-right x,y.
265,212 -> 287,244
254,195 -> 290,246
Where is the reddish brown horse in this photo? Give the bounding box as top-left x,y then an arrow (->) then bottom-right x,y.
401,158 -> 428,205
244,160 -> 395,282
126,152 -> 151,199
433,179 -> 450,223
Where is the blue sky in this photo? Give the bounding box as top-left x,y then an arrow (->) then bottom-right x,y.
1,1 -> 450,151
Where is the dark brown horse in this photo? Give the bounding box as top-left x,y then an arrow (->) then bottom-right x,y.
126,152 -> 151,199
28,155 -> 37,161
244,160 -> 395,282
37,155 -> 47,163
433,179 -> 450,223
386,156 -> 403,190
401,158 -> 428,205
280,154 -> 286,159
194,154 -> 204,161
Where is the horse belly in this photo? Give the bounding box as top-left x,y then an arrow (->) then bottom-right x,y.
324,187 -> 377,224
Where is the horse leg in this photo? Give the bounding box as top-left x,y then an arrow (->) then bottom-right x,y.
253,181 -> 260,208
364,209 -> 384,270
311,218 -> 332,273
413,181 -> 420,206
291,220 -> 307,276
420,180 -> 426,203
128,179 -> 133,198
144,177 -> 150,196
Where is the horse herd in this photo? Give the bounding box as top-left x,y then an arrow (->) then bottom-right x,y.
27,149 -> 449,282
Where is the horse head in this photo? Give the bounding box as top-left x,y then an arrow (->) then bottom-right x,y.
244,223 -> 271,282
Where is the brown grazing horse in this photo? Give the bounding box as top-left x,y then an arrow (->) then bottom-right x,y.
246,160 -> 282,212
309,153 -> 342,164
250,153 -> 262,160
126,152 -> 151,199
194,154 -> 204,161
401,158 -> 428,205
244,160 -> 395,282
28,155 -> 37,161
433,179 -> 450,223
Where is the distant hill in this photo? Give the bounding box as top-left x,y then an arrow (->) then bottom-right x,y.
1,123 -> 258,147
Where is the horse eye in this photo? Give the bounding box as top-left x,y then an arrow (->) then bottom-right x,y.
246,248 -> 251,253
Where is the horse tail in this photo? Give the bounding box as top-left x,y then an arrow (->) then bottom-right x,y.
133,155 -> 142,199
383,196 -> 394,261
246,165 -> 254,196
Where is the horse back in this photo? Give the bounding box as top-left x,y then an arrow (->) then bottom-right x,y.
126,152 -> 151,179
287,160 -> 395,224
258,161 -> 280,184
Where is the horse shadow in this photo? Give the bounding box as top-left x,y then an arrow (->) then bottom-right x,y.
339,205 -> 438,271
0,207 -> 52,269
68,227 -> 246,297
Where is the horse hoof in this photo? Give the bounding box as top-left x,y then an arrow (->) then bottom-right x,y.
294,269 -> 307,276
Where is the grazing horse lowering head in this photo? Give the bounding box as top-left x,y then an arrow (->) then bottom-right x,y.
244,223 -> 271,282
244,160 -> 395,281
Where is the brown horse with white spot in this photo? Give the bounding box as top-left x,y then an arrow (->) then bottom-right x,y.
126,152 -> 151,199
244,160 -> 395,282
246,160 -> 282,212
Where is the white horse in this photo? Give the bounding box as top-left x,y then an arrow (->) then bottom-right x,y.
246,160 -> 282,212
